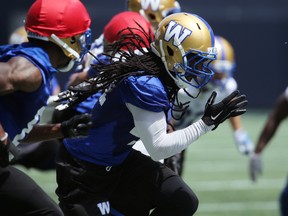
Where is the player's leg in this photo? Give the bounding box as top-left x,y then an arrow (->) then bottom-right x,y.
149,165 -> 198,216
110,149 -> 198,216
0,166 -> 63,216
11,140 -> 60,170
56,145 -> 123,216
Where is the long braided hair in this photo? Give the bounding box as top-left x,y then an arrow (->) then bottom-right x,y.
92,26 -> 180,100
58,24 -> 190,118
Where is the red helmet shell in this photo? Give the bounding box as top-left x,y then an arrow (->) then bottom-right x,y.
103,11 -> 154,47
25,0 -> 91,38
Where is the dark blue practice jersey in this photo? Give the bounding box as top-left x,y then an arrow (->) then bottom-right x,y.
0,43 -> 57,141
64,75 -> 170,166
72,54 -> 109,114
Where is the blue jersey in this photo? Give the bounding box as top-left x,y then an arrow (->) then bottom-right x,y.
64,75 -> 170,166
73,53 -> 109,114
0,43 -> 57,141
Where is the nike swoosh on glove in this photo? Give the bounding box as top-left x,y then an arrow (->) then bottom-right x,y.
201,90 -> 248,130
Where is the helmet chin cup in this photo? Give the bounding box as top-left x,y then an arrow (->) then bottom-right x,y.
58,59 -> 76,73
174,76 -> 191,89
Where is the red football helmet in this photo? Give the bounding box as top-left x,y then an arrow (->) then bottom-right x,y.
103,11 -> 154,50
25,0 -> 91,71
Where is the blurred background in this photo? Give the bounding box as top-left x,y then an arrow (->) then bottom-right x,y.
1,0 -> 287,109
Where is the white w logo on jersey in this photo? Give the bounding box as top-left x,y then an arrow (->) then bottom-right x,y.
141,0 -> 160,11
97,201 -> 110,215
164,20 -> 192,47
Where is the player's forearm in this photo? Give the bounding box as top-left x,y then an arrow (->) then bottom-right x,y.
229,116 -> 242,131
255,95 -> 288,154
147,119 -> 212,161
21,124 -> 63,143
254,119 -> 278,154
127,103 -> 214,161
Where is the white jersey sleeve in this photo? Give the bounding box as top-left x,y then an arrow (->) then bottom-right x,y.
127,103 -> 213,161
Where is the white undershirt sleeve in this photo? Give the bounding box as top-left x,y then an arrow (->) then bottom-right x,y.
126,103 -> 214,161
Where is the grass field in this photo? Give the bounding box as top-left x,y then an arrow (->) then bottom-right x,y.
16,109 -> 287,216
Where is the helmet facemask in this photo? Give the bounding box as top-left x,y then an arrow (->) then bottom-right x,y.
49,29 -> 92,72
153,39 -> 217,89
173,48 -> 216,89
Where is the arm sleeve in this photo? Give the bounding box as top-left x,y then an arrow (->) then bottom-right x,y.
126,103 -> 213,161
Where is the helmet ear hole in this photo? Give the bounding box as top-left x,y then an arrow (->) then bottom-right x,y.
71,36 -> 76,44
167,46 -> 174,56
148,13 -> 156,21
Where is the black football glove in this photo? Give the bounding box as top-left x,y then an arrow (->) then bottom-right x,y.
61,113 -> 93,138
201,90 -> 248,130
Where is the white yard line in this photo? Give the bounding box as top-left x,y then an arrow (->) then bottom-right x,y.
199,201 -> 278,212
190,179 -> 285,191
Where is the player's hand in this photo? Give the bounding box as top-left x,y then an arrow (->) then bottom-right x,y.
66,71 -> 88,88
234,129 -> 254,155
54,79 -> 98,111
249,153 -> 263,182
61,113 -> 93,138
201,90 -> 248,130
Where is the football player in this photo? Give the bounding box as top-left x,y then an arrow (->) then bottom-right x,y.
0,0 -> 91,215
250,86 -> 288,216
55,13 -> 247,215
52,11 -> 154,216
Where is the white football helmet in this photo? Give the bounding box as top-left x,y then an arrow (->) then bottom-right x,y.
151,12 -> 217,89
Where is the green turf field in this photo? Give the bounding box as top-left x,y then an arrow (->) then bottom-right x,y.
16,109 -> 287,216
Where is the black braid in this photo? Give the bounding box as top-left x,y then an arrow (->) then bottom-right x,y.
90,24 -> 179,103
59,24 -> 182,113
